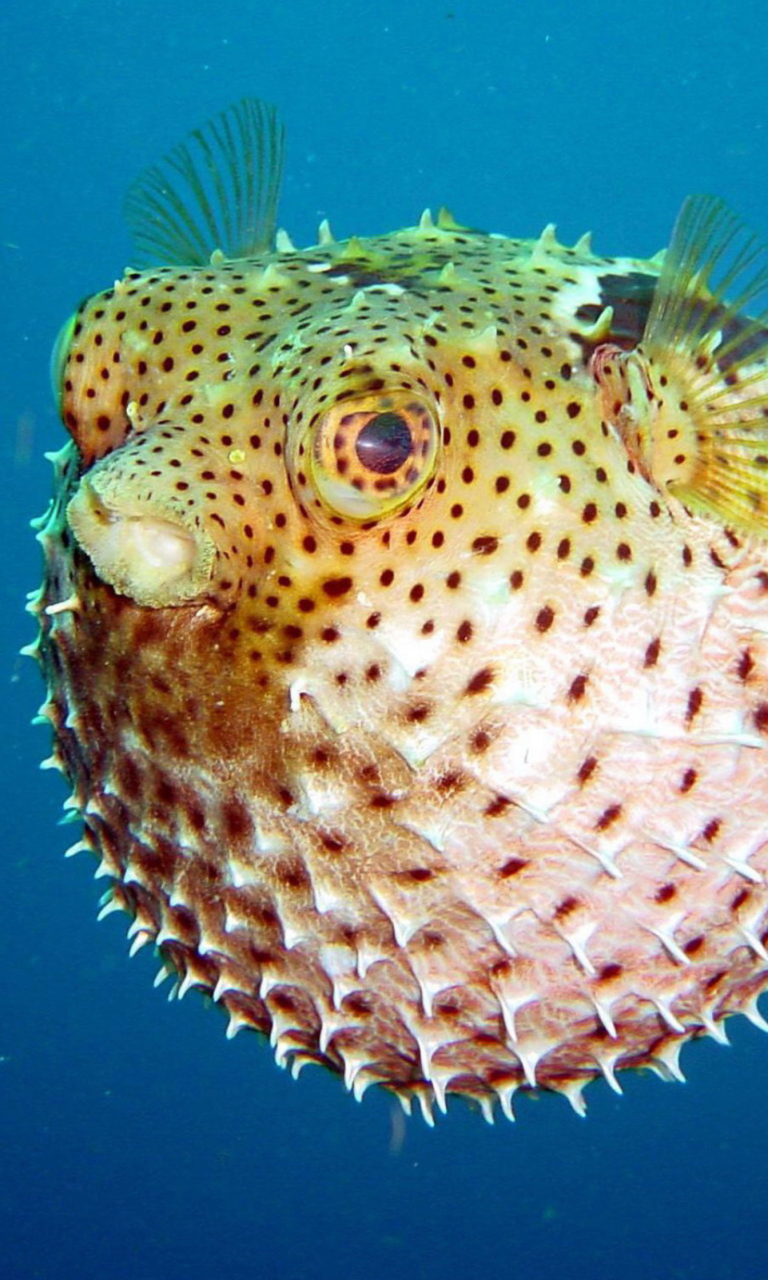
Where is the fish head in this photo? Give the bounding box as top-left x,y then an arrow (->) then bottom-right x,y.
53,224 -> 627,634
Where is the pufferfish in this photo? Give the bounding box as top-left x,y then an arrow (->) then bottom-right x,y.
29,98 -> 768,1123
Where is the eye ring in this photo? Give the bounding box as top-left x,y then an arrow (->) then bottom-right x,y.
310,390 -> 440,518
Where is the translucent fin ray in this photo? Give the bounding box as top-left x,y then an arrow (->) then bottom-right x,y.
645,196 -> 768,349
124,97 -> 285,267
642,195 -> 768,536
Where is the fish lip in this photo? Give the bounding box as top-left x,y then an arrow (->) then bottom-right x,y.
67,472 -> 216,608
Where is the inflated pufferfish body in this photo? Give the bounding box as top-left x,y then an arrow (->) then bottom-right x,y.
31,99 -> 768,1122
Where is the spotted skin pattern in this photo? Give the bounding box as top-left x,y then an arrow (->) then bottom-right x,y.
32,204 -> 768,1122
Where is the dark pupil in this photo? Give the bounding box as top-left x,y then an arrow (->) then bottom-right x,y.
355,412 -> 413,475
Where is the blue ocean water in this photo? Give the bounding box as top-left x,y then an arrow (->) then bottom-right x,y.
2,3 -> 768,1277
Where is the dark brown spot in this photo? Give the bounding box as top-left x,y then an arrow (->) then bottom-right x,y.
596,803 -> 622,831
435,770 -> 465,793
270,991 -> 298,1014
343,993 -> 372,1017
434,1000 -> 461,1018
568,673 -> 588,701
472,535 -> 499,556
407,703 -> 430,723
644,637 -> 661,668
597,963 -> 622,981
685,687 -> 703,724
320,831 -> 347,854
276,858 -> 310,891
465,667 -> 494,695
535,605 -> 555,632
498,857 -> 527,878
577,755 -> 597,784
322,576 -> 353,598
370,792 -> 397,809
754,702 -> 768,734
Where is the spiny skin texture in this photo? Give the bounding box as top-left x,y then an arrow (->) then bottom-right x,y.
35,216 -> 768,1121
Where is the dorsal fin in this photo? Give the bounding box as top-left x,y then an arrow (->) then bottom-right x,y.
644,195 -> 768,360
641,194 -> 768,536
124,97 -> 285,266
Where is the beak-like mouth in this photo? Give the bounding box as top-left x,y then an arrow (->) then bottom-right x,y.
67,472 -> 215,608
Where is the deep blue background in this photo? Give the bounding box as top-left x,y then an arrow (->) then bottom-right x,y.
3,3 -> 768,1278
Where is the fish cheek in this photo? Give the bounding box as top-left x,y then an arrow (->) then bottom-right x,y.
58,294 -> 134,466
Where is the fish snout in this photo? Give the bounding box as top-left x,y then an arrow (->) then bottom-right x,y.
67,455 -> 218,608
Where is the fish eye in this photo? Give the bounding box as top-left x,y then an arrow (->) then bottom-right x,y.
310,391 -> 440,518
355,411 -> 414,474
50,311 -> 78,411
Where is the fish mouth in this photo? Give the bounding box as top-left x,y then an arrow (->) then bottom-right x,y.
67,472 -> 216,608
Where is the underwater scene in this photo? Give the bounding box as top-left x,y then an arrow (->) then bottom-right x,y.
3,3 -> 768,1278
